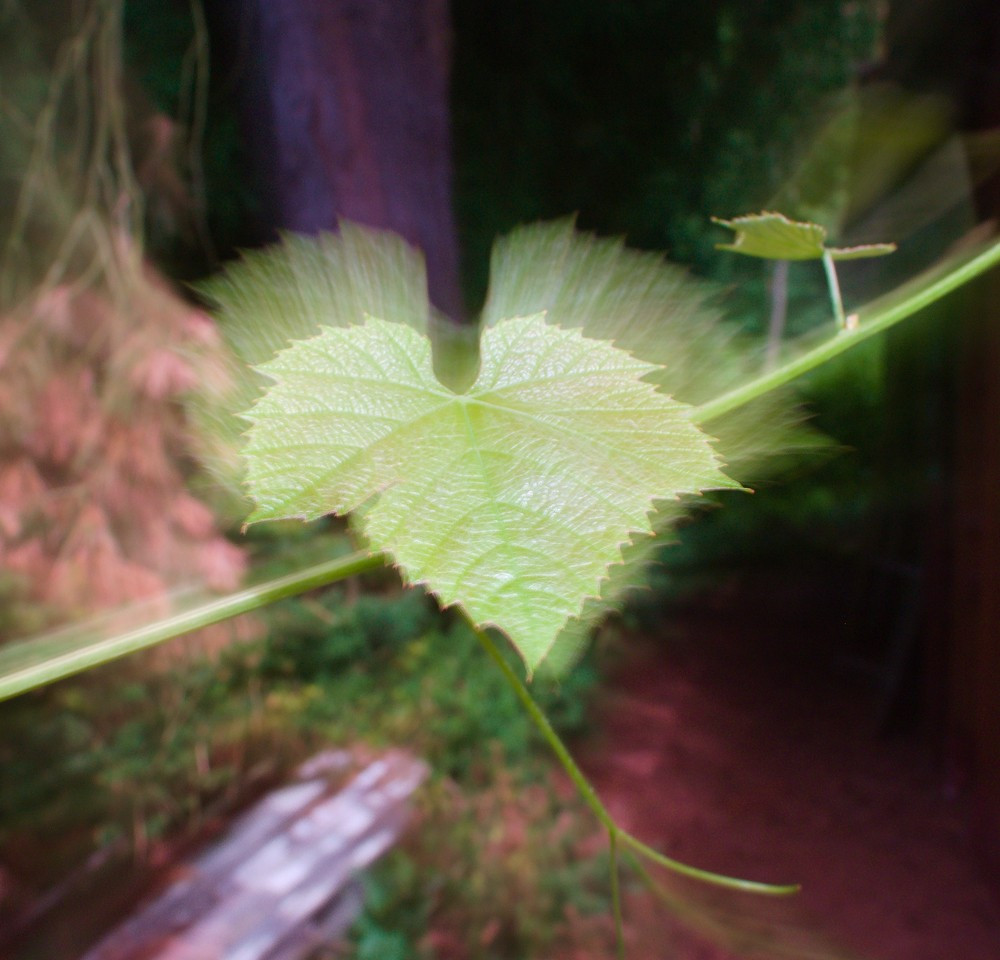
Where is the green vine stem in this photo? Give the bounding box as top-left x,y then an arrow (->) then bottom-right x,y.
473,624 -> 799,896
821,249 -> 846,329
695,235 -> 1000,425
0,550 -> 386,701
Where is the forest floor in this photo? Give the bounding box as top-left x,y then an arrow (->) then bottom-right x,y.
571,583 -> 1000,960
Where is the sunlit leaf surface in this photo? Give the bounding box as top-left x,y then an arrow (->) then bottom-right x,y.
242,314 -> 737,670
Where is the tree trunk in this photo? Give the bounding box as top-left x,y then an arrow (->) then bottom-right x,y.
209,0 -> 464,319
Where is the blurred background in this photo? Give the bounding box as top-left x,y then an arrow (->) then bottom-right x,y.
1,1 -> 999,958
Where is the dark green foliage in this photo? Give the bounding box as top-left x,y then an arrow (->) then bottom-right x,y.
260,586 -> 598,780
0,585 -> 600,893
351,857 -> 430,960
452,0 -> 879,307
0,654 -> 264,854
260,589 -> 438,681
0,583 -> 606,960
348,774 -> 613,960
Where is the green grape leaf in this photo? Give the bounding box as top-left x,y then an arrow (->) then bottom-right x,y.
242,313 -> 738,672
713,211 -> 896,261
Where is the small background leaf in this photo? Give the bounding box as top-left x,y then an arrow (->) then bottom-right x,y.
713,212 -> 829,260
713,211 -> 896,261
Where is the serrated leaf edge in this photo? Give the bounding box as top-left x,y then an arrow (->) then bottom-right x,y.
239,314 -> 739,671
386,505 -> 665,674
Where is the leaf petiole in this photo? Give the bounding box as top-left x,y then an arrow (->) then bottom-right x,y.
821,249 -> 846,329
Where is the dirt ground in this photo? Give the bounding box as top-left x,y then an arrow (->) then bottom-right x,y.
575,593 -> 1000,960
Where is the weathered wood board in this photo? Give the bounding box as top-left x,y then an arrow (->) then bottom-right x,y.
79,750 -> 427,960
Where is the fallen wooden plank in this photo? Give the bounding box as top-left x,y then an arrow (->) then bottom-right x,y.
79,750 -> 427,960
